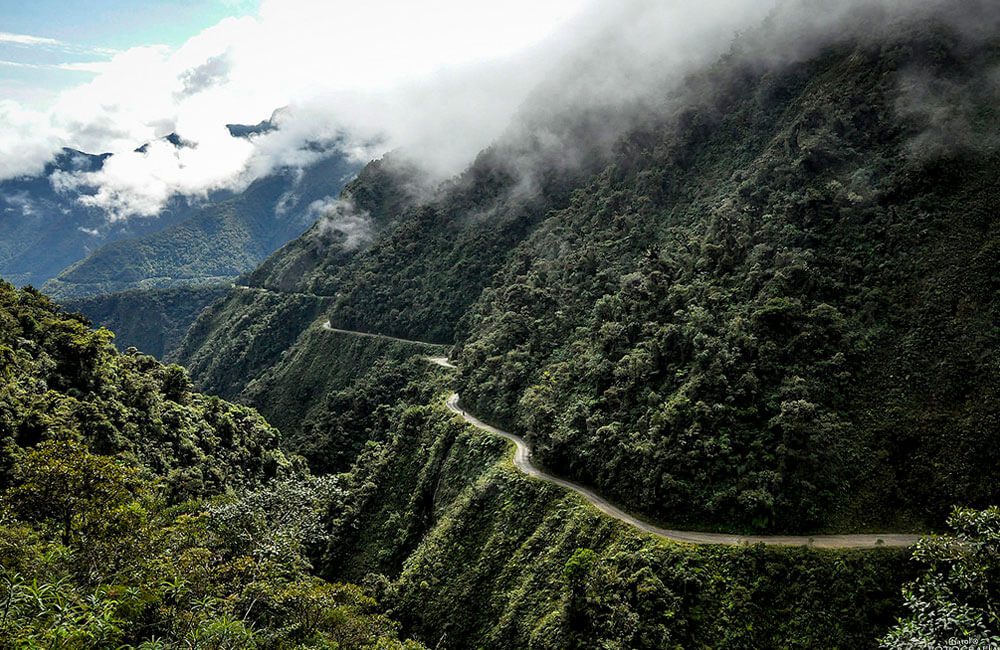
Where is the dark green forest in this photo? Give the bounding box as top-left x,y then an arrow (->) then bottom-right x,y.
181,19 -> 999,535
455,27 -> 1000,534
62,284 -> 229,359
3,278 -> 995,648
0,282 -> 424,647
168,14 -> 999,646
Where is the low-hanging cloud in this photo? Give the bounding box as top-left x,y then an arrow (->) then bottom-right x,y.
177,51 -> 234,98
0,0 -> 995,221
897,64 -> 1000,159
309,197 -> 372,252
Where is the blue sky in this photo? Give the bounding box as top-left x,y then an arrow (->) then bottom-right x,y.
0,0 -> 259,104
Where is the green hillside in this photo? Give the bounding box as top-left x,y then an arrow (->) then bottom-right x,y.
0,280 -> 424,648
61,284 -> 229,359
313,373 -> 916,649
163,9 -> 999,649
180,18 -> 999,534
454,25 -> 1000,534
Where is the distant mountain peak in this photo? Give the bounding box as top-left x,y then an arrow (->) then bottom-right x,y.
134,132 -> 194,154
226,119 -> 277,139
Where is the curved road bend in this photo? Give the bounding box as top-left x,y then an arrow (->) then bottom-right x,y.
233,284 -> 447,353
303,307 -> 920,548
445,394 -> 921,549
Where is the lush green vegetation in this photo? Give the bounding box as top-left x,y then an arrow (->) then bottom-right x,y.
455,26 -> 1000,533
244,326 -> 445,455
0,439 -> 425,648
309,376 -> 915,650
177,289 -> 332,400
882,506 -> 999,648
164,11 -> 998,650
62,284 -> 229,359
0,281 -> 298,499
0,280 -> 423,648
180,22 -> 998,538
237,133 -> 609,345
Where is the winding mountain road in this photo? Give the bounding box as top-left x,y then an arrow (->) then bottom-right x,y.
321,320 -> 444,348
298,298 -> 922,549
444,394 -> 921,549
231,283 -> 334,301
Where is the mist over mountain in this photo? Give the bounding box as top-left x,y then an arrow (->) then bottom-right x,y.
0,146 -> 196,286
0,1 -> 997,648
45,147 -> 361,298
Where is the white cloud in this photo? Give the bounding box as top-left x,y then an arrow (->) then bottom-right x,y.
0,32 -> 64,47
0,0 -> 990,220
0,100 -> 65,178
309,197 -> 372,251
0,1 -> 591,218
54,61 -> 113,73
0,60 -> 39,68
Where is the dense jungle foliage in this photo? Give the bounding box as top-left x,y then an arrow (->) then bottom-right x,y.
0,281 -> 423,648
243,326 -> 445,453
163,9 -> 999,649
62,283 -> 229,359
303,365 -> 916,650
1,279 -> 993,649
455,22 -> 1000,533
177,288 -> 333,400
881,506 -> 999,648
179,17 -> 999,537
0,281 -> 296,498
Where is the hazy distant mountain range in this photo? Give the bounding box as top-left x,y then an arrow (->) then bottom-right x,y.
0,127 -> 361,297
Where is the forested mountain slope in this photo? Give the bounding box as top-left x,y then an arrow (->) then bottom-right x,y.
180,13 -> 998,536
53,6 -> 997,649
60,283 -> 229,358
312,367 -> 917,650
454,20 -> 1000,534
0,280 -> 424,647
176,107 -> 621,419
0,280 -> 294,498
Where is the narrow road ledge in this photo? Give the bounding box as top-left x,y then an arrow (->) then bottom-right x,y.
446,393 -> 922,549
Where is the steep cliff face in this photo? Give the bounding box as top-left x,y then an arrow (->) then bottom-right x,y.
452,24 -> 1000,533
179,13 -> 998,536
